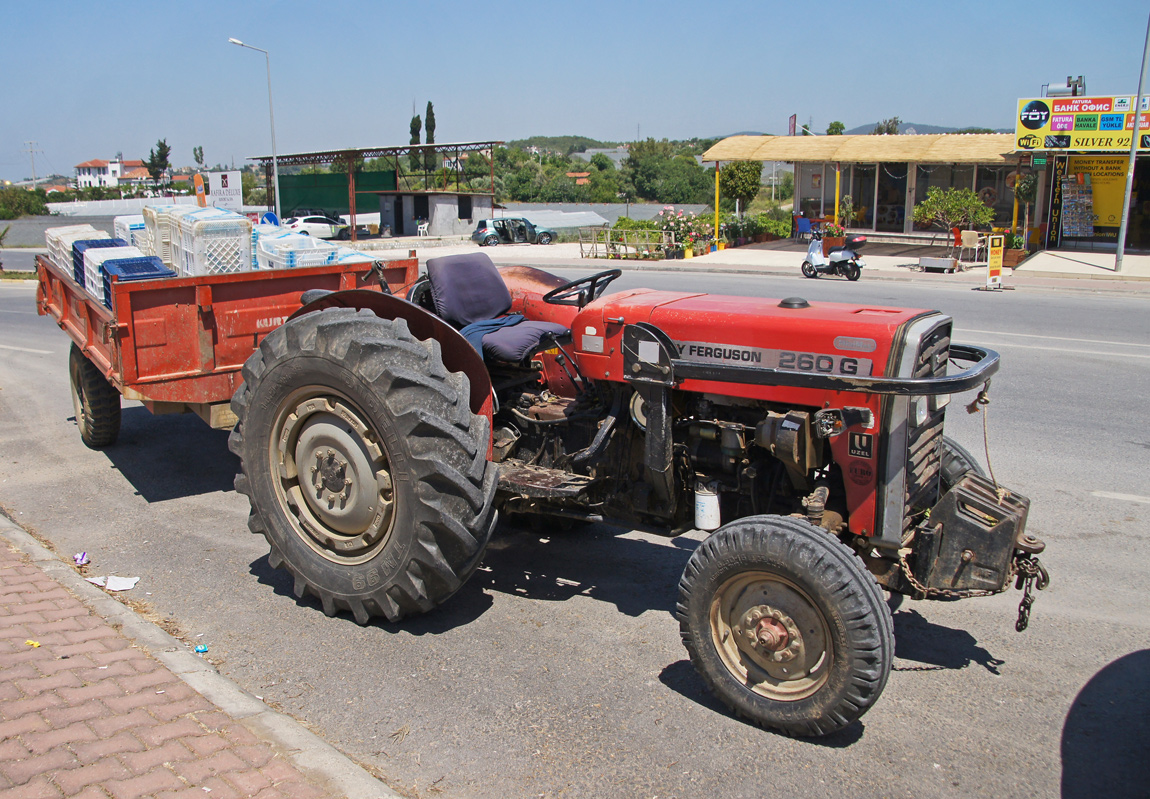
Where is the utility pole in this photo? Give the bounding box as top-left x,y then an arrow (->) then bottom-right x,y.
24,141 -> 43,189
1116,13 -> 1150,273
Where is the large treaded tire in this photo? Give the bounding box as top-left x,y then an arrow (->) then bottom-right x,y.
229,307 -> 498,624
677,516 -> 894,737
940,435 -> 986,491
68,344 -> 121,448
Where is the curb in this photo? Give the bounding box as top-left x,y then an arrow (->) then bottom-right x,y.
0,512 -> 399,799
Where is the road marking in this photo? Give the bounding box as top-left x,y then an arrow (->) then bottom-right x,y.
0,309 -> 37,315
966,341 -> 1150,360
1091,491 -> 1150,504
956,328 -> 1150,350
0,343 -> 52,354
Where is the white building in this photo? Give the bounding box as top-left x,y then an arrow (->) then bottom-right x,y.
74,155 -> 148,188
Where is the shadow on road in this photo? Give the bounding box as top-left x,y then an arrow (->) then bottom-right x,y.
476,519 -> 697,617
1061,649 -> 1150,798
891,605 -> 1005,674
90,407 -> 239,502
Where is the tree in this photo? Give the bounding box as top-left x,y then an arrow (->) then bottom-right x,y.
719,161 -> 763,214
912,186 -> 995,233
145,139 -> 171,187
424,101 -> 436,171
872,117 -> 901,135
590,152 -> 614,172
408,114 -> 422,172
1013,172 -> 1038,237
826,121 -> 845,136
193,146 -> 204,169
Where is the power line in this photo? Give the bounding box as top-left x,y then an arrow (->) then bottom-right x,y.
24,141 -> 43,188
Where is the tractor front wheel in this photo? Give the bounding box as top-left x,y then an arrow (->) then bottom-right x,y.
678,516 -> 893,737
229,308 -> 498,624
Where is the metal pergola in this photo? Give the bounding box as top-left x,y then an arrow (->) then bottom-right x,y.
249,140 -> 503,240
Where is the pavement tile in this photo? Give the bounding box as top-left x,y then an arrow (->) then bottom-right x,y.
0,775 -> 64,799
114,668 -> 178,694
137,718 -> 203,748
56,681 -> 124,705
14,671 -> 82,698
150,694 -> 214,723
181,732 -> 230,759
100,689 -> 176,715
232,744 -> 275,769
73,660 -> 135,682
221,766 -> 273,795
40,700 -> 105,728
51,757 -> 131,794
0,693 -> 63,722
52,640 -> 113,659
171,749 -> 248,784
196,777 -> 243,799
103,768 -> 185,799
87,709 -> 159,739
0,713 -> 49,740
70,731 -> 146,764
37,605 -> 90,623
34,653 -> 97,676
118,740 -> 195,773
22,720 -> 99,755
0,746 -> 79,786
0,738 -> 31,760
61,627 -> 121,646
66,787 -> 115,799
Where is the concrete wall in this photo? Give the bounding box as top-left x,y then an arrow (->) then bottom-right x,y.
428,194 -> 491,236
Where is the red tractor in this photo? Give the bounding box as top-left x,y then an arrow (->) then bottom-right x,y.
228,252 -> 1048,737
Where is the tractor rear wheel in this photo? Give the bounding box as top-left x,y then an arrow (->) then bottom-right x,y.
678,516 -> 893,737
229,307 -> 498,624
940,435 -> 986,491
68,344 -> 121,448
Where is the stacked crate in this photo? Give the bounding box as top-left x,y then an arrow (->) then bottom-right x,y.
141,205 -> 186,267
73,238 -> 129,288
113,215 -> 148,249
46,225 -> 103,275
173,207 -> 252,276
255,231 -> 339,270
84,246 -> 144,299
99,256 -> 176,309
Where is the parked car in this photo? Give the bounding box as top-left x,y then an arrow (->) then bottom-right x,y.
472,218 -> 556,246
283,214 -> 350,240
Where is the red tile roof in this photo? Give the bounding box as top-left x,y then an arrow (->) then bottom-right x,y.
76,159 -> 109,168
122,167 -> 150,180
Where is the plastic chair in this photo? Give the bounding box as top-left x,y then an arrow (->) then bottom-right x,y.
417,221 -> 429,237
795,217 -> 812,240
959,229 -> 987,262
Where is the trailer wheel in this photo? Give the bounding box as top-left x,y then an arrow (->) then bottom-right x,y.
940,435 -> 987,491
229,308 -> 497,624
678,516 -> 893,737
68,344 -> 121,448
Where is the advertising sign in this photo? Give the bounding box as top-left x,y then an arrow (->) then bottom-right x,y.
207,171 -> 244,212
193,174 -> 207,207
1067,156 -> 1126,236
987,234 -> 1004,288
1015,96 -> 1150,152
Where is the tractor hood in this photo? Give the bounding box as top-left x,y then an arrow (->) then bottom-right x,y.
576,288 -> 935,380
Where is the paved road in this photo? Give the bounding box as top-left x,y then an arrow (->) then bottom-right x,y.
1,269 -> 1147,798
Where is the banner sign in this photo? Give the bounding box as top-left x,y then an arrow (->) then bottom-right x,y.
207,171 -> 243,212
987,234 -> 1004,288
193,174 -> 207,207
1046,156 -> 1068,249
1015,96 -> 1150,151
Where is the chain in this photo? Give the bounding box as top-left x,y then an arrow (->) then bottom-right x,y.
1013,555 -> 1050,632
896,545 -> 1004,600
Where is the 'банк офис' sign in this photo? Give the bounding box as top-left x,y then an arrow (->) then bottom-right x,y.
1014,96 -> 1150,152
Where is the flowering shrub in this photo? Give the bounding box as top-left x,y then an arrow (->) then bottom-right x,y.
823,222 -> 846,238
657,206 -> 701,248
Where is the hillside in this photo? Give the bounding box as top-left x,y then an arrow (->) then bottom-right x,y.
506,136 -> 620,154
844,122 -> 1011,135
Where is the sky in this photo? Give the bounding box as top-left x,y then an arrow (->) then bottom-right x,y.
1,0 -> 1147,183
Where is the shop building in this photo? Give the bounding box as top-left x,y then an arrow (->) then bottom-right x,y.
702,134 -> 1022,236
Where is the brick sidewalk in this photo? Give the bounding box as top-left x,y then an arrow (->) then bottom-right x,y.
0,541 -> 334,799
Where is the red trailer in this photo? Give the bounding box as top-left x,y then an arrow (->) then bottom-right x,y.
35,251 -> 419,444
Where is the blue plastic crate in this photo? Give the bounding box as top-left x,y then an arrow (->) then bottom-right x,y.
100,256 -> 176,309
72,238 -> 128,287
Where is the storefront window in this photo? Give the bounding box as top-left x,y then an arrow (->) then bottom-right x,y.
876,164 -> 908,232
914,165 -> 975,228
848,165 -> 877,229
798,163 -> 825,219
975,166 -> 1013,228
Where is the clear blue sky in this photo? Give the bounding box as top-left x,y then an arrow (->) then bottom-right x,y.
1,0 -> 1146,182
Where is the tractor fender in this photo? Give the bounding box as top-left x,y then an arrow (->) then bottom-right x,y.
288,289 -> 493,421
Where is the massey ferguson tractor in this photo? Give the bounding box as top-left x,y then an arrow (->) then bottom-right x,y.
218,252 -> 1049,737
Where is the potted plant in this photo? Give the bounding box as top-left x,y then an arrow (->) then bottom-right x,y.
1003,232 -> 1028,267
822,222 -> 846,256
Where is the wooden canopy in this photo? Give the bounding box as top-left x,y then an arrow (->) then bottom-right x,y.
702,133 -> 1017,165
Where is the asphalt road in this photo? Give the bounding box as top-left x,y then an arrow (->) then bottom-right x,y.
1,268 -> 1147,799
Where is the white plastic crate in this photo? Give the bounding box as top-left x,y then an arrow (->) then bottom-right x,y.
256,233 -> 338,270
83,246 -> 144,300
142,205 -> 183,267
45,225 -> 100,273
113,215 -> 147,248
174,208 -> 252,276
332,247 -> 375,265
250,224 -> 282,268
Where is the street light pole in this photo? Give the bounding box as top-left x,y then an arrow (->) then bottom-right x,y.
229,38 -> 281,221
1116,14 -> 1150,273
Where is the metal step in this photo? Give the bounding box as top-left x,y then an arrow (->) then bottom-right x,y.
497,460 -> 594,499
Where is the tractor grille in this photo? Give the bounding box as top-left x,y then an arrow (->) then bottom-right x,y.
903,322 -> 950,533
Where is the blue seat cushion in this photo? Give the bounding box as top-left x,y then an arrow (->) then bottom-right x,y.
426,252 -> 511,328
482,321 -> 569,363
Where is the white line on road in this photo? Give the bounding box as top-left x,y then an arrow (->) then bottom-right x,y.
963,340 -> 1150,360
0,343 -> 52,354
956,328 -> 1150,349
1091,491 -> 1150,504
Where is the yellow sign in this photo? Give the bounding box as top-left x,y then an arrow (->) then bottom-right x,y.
1014,96 -> 1150,152
1068,156 -> 1126,229
987,234 -> 1004,288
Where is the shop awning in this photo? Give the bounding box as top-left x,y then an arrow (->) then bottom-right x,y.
702,133 -> 1017,165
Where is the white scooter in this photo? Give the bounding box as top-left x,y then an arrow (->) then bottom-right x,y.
801,228 -> 866,281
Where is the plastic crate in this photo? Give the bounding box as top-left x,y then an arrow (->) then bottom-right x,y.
142,205 -> 187,268
176,208 -> 252,276
99,256 -> 177,309
332,246 -> 375,265
83,246 -> 143,299
45,225 -> 100,274
113,215 -> 147,248
256,233 -> 338,270
250,224 -> 282,268
73,238 -> 129,287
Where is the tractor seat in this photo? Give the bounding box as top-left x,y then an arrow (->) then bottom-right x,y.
425,252 -> 568,363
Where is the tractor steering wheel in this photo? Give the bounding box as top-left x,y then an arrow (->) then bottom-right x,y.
542,269 -> 623,307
